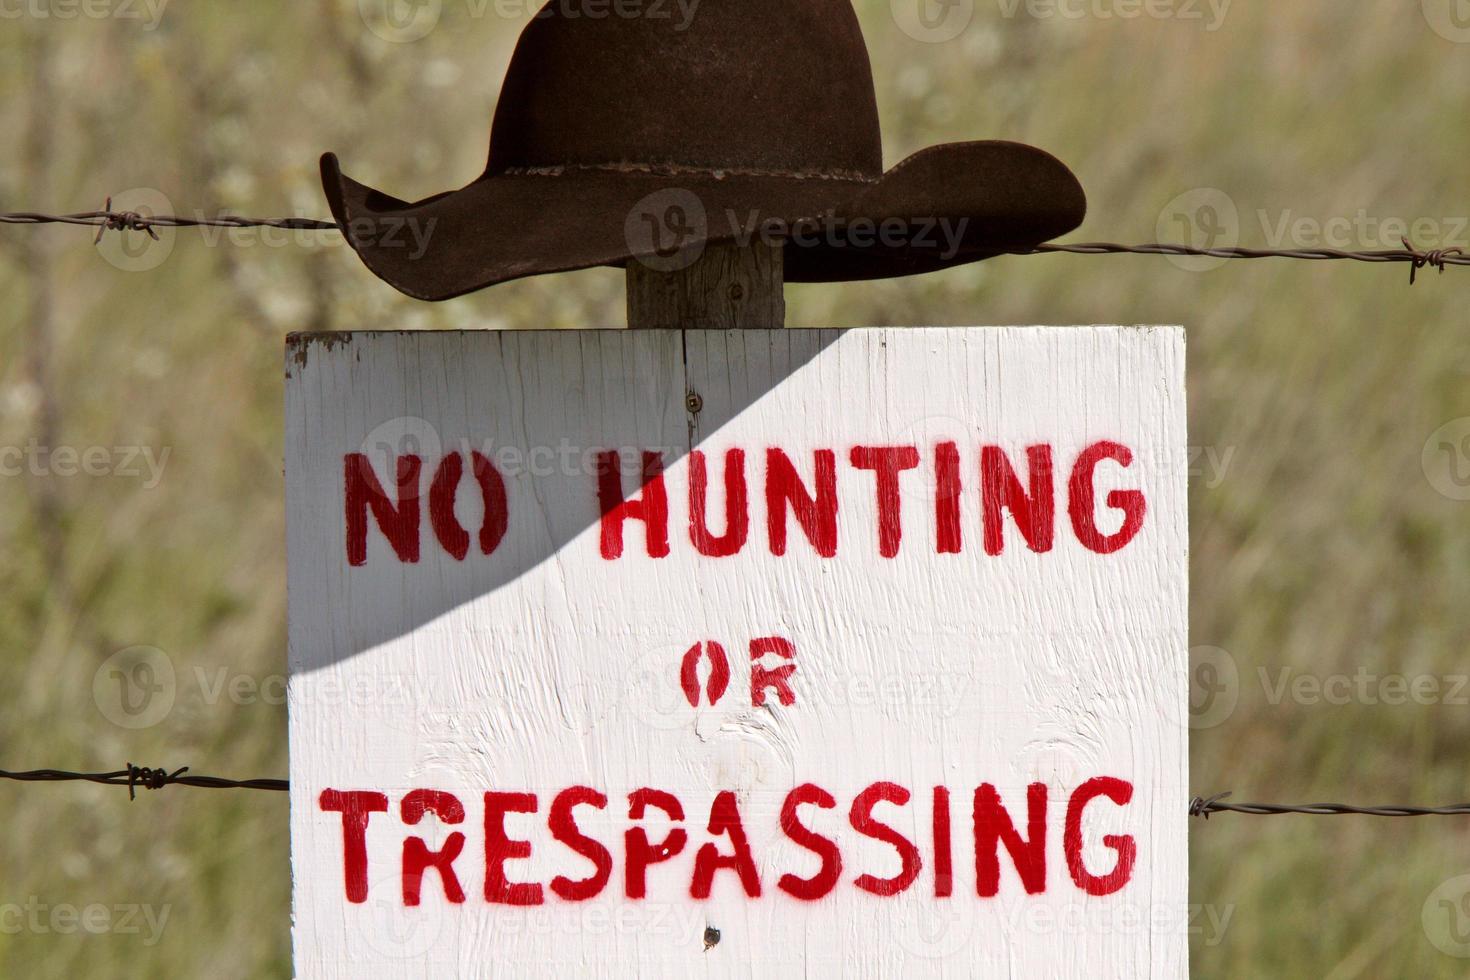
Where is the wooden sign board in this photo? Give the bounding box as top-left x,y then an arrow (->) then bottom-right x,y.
286,327 -> 1188,978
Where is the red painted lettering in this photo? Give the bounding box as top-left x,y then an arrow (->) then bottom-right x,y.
1069,441 -> 1146,554
320,789 -> 389,904
850,782 -> 921,896
401,790 -> 466,906
598,450 -> 670,559
625,788 -> 687,900
778,783 -> 842,901
484,792 -> 543,906
981,445 -> 1054,555
933,785 -> 953,898
680,640 -> 732,708
973,783 -> 1047,896
1064,777 -> 1136,896
765,448 -> 838,558
750,636 -> 797,708
688,449 -> 749,557
935,441 -> 963,554
690,790 -> 762,899
549,786 -> 613,902
344,455 -> 421,566
850,446 -> 921,558
428,452 -> 509,561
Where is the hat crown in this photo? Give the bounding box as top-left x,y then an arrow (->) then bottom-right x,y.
487,0 -> 883,179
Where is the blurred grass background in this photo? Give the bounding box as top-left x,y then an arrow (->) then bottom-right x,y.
2,0 -> 1469,975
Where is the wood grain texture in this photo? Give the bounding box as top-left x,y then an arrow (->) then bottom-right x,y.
285,327 -> 1188,979
626,241 -> 785,329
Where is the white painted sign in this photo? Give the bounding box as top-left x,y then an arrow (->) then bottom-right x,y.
286,327 -> 1188,979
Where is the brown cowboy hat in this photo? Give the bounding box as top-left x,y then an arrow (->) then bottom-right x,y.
322,0 -> 1086,301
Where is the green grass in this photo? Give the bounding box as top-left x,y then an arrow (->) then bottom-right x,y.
3,1 -> 1470,975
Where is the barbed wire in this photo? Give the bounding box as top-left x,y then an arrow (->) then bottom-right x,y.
1,766 -> 1466,818
0,765 -> 287,800
1189,793 -> 1470,818
0,200 -> 338,242
1024,240 -> 1468,285
2,203 -> 1466,285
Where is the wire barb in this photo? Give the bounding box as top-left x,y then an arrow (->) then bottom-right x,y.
1190,792 -> 1232,819
92,196 -> 161,245
1402,236 -> 1463,285
126,763 -> 186,800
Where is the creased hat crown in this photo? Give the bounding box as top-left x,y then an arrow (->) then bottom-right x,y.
487,0 -> 884,179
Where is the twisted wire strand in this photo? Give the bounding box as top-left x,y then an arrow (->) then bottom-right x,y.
2,767 -> 1468,819
1190,792 -> 1470,818
0,765 -> 288,800
2,203 -> 1466,284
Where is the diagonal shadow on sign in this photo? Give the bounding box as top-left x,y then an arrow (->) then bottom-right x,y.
285,328 -> 843,674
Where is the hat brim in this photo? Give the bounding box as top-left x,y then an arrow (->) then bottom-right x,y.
321,141 -> 1084,302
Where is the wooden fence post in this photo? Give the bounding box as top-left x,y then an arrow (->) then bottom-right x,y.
626,241 -> 785,330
